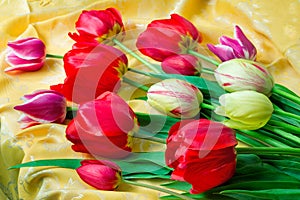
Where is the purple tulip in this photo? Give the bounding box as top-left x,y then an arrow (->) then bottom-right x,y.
5,37 -> 46,72
207,26 -> 257,62
14,90 -> 67,129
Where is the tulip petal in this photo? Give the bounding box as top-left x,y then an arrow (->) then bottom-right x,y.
234,25 -> 257,60
7,38 -> 45,60
219,36 -> 245,58
14,93 -> 66,123
207,44 -> 236,62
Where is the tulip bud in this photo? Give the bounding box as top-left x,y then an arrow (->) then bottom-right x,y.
5,37 -> 46,72
207,25 -> 256,61
214,59 -> 274,96
76,160 -> 122,191
147,79 -> 203,118
161,54 -> 202,76
215,90 -> 273,130
14,90 -> 67,129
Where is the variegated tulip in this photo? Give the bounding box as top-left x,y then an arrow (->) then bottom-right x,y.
207,25 -> 256,61
214,59 -> 274,96
147,79 -> 203,118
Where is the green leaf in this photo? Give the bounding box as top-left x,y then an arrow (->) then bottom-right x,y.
9,159 -> 82,170
115,160 -> 171,176
273,84 -> 299,96
271,93 -> 300,114
147,72 -> 225,98
115,152 -> 167,167
220,189 -> 300,200
235,132 -> 268,147
123,173 -> 170,180
135,112 -> 180,134
160,181 -> 192,192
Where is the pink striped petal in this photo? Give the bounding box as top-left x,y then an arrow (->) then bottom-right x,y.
207,44 -> 236,62
234,25 -> 257,60
7,37 -> 46,60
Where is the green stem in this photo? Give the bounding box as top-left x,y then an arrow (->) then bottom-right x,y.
238,129 -> 290,147
268,119 -> 300,135
272,87 -> 300,105
46,53 -> 64,59
67,106 -> 78,112
235,132 -> 268,147
200,103 -> 216,110
123,180 -> 195,200
112,38 -> 161,73
122,76 -> 149,92
133,131 -> 166,144
201,68 -> 215,75
236,147 -> 300,156
187,49 -> 220,66
274,107 -> 300,121
128,68 -> 152,77
263,125 -> 300,146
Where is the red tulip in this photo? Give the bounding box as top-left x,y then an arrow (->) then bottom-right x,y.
136,14 -> 202,62
69,8 -> 125,47
161,54 -> 202,75
5,37 -> 46,72
165,119 -> 237,194
76,160 -> 122,190
66,91 -> 138,158
50,44 -> 128,104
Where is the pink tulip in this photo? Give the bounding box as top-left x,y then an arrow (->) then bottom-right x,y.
14,90 -> 67,128
5,37 -> 46,72
76,160 -> 122,191
207,26 -> 256,61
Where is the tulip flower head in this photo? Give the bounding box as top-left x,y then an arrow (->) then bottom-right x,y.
147,79 -> 203,119
5,37 -> 46,72
136,14 -> 202,62
76,160 -> 122,191
165,119 -> 237,194
207,25 -> 257,61
161,54 -> 202,76
50,44 -> 128,104
66,92 -> 138,158
69,8 -> 125,47
214,59 -> 274,96
215,90 -> 273,130
14,90 -> 67,129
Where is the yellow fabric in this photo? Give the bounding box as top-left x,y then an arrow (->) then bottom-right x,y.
0,0 -> 299,199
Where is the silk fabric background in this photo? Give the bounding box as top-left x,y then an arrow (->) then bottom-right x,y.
0,0 -> 299,199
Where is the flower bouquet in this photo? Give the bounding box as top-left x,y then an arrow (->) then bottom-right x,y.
5,7 -> 300,200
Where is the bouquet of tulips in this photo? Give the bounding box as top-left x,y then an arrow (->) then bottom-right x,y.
6,7 -> 300,200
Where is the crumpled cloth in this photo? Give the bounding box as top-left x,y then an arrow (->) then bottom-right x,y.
0,0 -> 299,199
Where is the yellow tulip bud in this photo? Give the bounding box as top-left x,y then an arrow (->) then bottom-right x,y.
215,91 -> 273,130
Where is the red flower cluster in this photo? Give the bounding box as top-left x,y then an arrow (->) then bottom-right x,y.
165,119 -> 237,194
